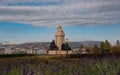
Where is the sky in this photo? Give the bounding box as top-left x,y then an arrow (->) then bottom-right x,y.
0,0 -> 120,44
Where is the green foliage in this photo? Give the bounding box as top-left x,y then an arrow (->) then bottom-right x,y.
93,44 -> 100,54
100,40 -> 111,54
85,45 -> 92,53
100,42 -> 105,50
49,40 -> 58,50
104,40 -> 111,50
62,43 -> 71,50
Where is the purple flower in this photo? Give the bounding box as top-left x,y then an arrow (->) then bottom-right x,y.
52,67 -> 55,73
30,70 -> 34,75
62,64 -> 65,69
6,68 -> 11,75
22,67 -> 29,75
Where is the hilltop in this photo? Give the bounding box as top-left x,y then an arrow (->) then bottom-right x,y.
12,41 -> 101,50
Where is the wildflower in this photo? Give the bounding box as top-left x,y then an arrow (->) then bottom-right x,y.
22,67 -> 29,75
6,67 -> 11,75
30,70 -> 34,75
62,64 -> 65,69
52,67 -> 55,73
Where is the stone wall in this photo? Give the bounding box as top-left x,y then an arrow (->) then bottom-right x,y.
48,50 -> 73,54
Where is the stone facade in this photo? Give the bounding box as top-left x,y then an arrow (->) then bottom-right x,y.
55,26 -> 65,50
48,51 -> 73,55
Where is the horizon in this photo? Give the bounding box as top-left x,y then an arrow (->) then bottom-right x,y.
0,0 -> 120,45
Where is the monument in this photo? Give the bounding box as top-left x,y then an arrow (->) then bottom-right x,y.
55,26 -> 65,50
48,25 -> 73,54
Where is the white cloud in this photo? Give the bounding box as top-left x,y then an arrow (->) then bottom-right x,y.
0,0 -> 120,27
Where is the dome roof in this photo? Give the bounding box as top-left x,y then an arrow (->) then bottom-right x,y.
55,26 -> 65,36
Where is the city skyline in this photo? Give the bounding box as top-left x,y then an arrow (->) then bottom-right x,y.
0,0 -> 120,44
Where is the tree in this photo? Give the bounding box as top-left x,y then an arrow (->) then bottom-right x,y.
116,40 -> 120,46
61,44 -> 66,50
65,43 -> 71,50
93,44 -> 100,54
100,40 -> 111,54
49,40 -> 58,50
85,44 -> 92,54
100,42 -> 105,53
61,43 -> 71,50
79,44 -> 84,54
104,40 -> 111,53
112,40 -> 120,53
104,40 -> 111,50
100,42 -> 105,49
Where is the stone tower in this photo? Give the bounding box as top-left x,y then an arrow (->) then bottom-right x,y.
55,26 -> 65,50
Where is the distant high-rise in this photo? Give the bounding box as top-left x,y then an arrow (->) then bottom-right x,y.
55,26 -> 65,50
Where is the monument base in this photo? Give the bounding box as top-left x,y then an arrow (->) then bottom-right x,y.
48,50 -> 73,55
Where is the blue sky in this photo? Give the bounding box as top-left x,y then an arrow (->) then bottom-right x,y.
0,0 -> 120,44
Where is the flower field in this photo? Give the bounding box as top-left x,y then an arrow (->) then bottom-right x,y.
0,54 -> 120,75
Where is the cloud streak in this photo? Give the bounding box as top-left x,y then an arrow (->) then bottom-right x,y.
0,0 -> 120,27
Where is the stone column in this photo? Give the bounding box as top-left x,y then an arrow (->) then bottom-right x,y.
55,26 -> 65,50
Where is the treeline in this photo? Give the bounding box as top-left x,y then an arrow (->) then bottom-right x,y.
79,40 -> 120,54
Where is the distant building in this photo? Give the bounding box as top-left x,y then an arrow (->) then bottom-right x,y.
0,46 -> 5,54
0,45 -> 12,54
79,48 -> 86,54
